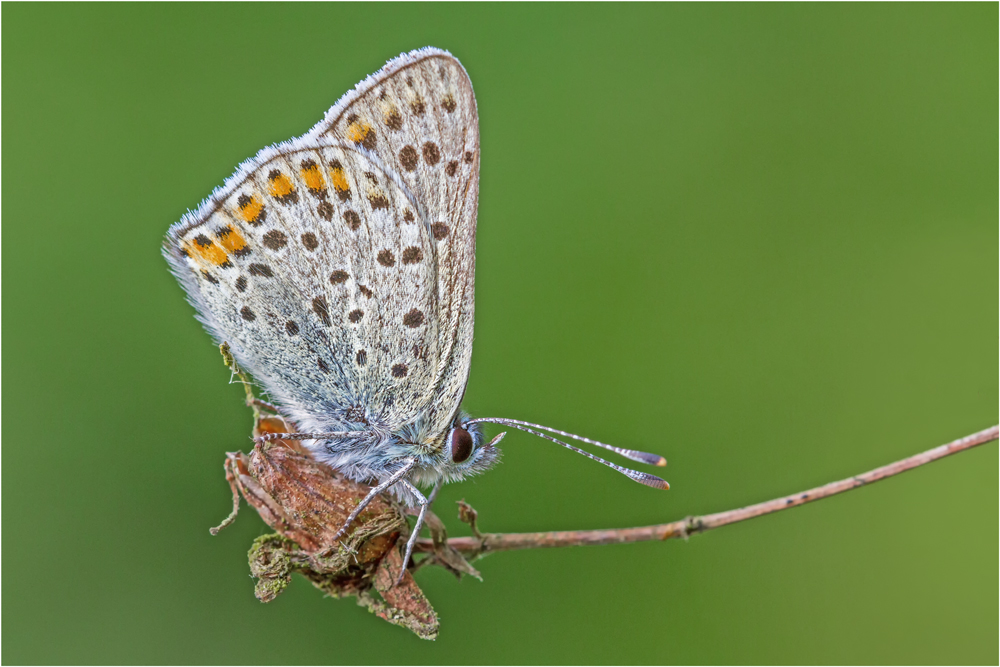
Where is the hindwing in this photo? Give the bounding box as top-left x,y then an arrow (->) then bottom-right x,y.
164,48 -> 479,443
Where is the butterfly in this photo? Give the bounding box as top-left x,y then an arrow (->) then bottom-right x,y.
164,47 -> 668,582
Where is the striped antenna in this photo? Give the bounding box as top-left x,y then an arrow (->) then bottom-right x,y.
468,417 -> 667,467
467,418 -> 669,490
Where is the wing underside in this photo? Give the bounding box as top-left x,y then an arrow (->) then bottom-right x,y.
165,48 -> 479,444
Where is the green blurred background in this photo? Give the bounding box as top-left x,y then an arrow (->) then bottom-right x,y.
4,3 -> 997,664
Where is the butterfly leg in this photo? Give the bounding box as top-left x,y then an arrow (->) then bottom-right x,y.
395,479 -> 440,586
315,458 -> 417,558
426,479 -> 443,506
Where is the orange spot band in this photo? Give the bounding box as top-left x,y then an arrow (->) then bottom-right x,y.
301,164 -> 324,192
346,121 -> 372,144
216,227 -> 248,256
268,173 -> 295,198
238,196 -> 264,223
187,238 -> 229,266
330,167 -> 350,194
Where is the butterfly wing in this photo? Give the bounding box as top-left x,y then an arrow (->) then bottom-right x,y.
164,48 -> 478,447
314,48 -> 480,440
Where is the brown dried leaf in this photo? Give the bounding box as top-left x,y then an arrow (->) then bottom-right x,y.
215,415 -> 439,639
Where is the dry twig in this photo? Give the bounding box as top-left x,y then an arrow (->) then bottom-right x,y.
417,425 -> 998,557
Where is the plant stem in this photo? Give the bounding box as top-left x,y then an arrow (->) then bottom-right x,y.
419,425 -> 998,556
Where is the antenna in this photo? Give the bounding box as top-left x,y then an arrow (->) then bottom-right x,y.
467,417 -> 669,490
470,417 -> 667,467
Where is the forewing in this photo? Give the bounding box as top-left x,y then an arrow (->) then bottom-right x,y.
314,48 -> 480,438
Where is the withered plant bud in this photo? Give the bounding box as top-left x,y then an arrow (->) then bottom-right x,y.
213,414 -> 439,640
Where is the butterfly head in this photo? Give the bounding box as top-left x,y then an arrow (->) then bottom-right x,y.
417,412 -> 503,485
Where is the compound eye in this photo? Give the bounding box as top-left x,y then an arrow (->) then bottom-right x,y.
450,427 -> 474,463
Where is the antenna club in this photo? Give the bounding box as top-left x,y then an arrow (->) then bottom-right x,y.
638,476 -> 670,490
655,457 -> 668,467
